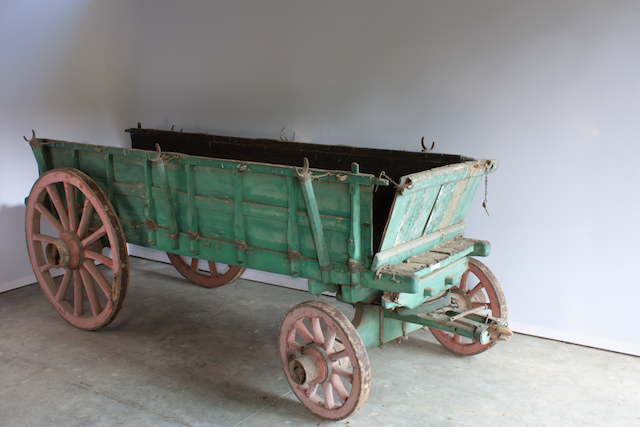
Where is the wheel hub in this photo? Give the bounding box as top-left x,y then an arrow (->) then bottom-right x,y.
289,344 -> 332,385
450,287 -> 473,311
45,231 -> 84,269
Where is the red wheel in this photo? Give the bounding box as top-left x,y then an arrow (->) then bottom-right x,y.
166,253 -> 245,288
430,258 -> 507,355
279,301 -> 371,421
25,168 -> 129,330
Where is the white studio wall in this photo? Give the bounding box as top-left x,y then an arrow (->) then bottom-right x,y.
1,0 -> 639,355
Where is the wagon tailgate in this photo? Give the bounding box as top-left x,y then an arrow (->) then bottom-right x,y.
372,159 -> 498,269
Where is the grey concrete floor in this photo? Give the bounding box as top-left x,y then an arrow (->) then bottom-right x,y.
1,257 -> 638,427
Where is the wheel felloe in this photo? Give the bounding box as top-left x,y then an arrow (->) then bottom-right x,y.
279,301 -> 371,421
25,168 -> 129,330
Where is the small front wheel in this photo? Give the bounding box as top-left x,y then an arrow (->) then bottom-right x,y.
430,257 -> 507,355
279,301 -> 371,421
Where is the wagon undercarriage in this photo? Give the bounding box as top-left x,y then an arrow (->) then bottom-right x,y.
24,126 -> 511,420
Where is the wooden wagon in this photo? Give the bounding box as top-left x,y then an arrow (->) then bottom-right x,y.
24,126 -> 511,420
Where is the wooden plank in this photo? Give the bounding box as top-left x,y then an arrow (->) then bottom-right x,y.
105,153 -> 117,212
186,164 -> 200,255
399,160 -> 499,194
371,222 -> 466,269
348,183 -> 362,286
393,186 -> 440,246
449,175 -> 483,225
155,160 -> 179,250
286,178 -> 301,277
433,178 -> 469,232
298,178 -> 332,283
232,170 -> 247,266
422,182 -> 457,236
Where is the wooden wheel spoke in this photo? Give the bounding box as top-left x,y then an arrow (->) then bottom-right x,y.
83,260 -> 113,297
45,184 -> 70,231
82,225 -> 106,248
323,329 -> 337,352
459,270 -> 470,292
321,382 -> 335,409
189,258 -> 198,272
64,183 -> 79,232
208,262 -> 219,277
311,317 -> 324,345
39,262 -> 53,273
453,334 -> 465,344
73,271 -> 84,317
287,340 -> 303,353
33,233 -> 58,244
79,267 -> 102,316
35,202 -> 63,235
329,349 -> 347,362
84,250 -> 115,270
333,366 -> 353,384
55,269 -> 72,302
77,198 -> 94,239
330,374 -> 350,404
295,320 -> 314,345
305,383 -> 319,398
467,282 -> 484,300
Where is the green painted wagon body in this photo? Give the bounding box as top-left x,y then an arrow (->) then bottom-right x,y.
26,127 -> 510,420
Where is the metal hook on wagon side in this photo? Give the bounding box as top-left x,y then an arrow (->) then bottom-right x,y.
146,143 -> 164,165
421,137 -> 435,153
293,157 -> 312,182
280,127 -> 295,142
24,129 -> 37,145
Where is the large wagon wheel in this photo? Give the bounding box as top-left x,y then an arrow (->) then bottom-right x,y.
279,301 -> 371,421
25,168 -> 129,330
166,253 -> 245,288
430,257 -> 507,355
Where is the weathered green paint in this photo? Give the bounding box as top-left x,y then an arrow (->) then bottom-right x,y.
381,258 -> 469,310
378,159 -> 498,255
307,280 -> 340,295
352,305 -> 423,349
285,178 -> 301,277
186,164 -> 200,255
298,177 -> 332,283
35,139 -> 377,287
30,137 -> 497,307
154,158 -> 179,250
143,159 -> 157,246
232,170 -> 247,265
371,222 -> 467,269
348,182 -> 362,286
